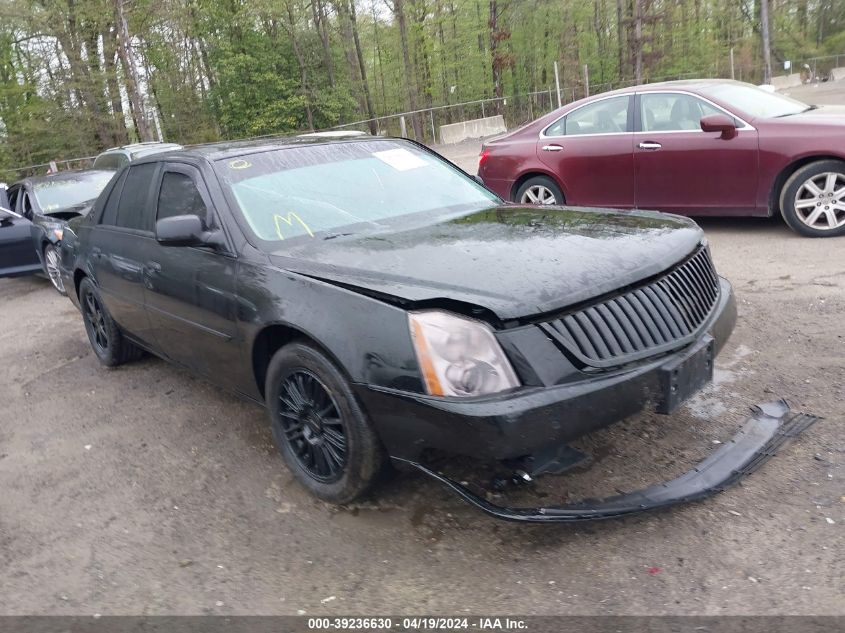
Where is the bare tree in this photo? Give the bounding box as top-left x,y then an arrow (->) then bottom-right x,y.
392,0 -> 424,139
348,0 -> 377,134
632,0 -> 644,84
114,0 -> 154,141
760,0 -> 773,83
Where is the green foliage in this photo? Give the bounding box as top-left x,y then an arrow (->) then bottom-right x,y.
2,0 -> 845,176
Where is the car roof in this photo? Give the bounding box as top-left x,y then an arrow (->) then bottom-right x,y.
99,142 -> 183,154
587,78 -> 748,100
132,135 -> 394,164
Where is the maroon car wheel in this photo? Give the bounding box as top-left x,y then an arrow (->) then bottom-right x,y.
515,176 -> 563,206
780,160 -> 845,237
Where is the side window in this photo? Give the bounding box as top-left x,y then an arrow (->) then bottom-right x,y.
115,163 -> 157,231
7,187 -> 20,212
560,95 -> 630,136
545,117 -> 566,137
100,169 -> 128,225
640,93 -> 724,132
22,192 -> 34,218
156,172 -> 209,225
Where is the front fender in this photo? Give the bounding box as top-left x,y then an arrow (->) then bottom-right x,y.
237,260 -> 424,394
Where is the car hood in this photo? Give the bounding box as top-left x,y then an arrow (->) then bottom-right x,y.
763,104 -> 845,126
267,205 -> 704,320
42,200 -> 94,222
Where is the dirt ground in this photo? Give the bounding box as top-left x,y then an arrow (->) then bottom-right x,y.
1,97 -> 843,617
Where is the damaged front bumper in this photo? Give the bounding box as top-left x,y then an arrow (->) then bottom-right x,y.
394,401 -> 818,523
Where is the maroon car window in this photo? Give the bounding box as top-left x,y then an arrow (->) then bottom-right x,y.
546,95 -> 630,137
640,93 -> 723,132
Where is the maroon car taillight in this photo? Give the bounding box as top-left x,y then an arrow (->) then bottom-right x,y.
478,148 -> 491,171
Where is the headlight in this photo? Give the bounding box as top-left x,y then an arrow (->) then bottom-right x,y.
408,310 -> 520,397
43,222 -> 63,241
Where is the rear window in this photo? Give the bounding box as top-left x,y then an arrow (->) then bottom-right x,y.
93,152 -> 128,171
114,164 -> 157,231
99,170 -> 128,226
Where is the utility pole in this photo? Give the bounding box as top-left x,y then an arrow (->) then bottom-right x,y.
730,47 -> 735,80
760,0 -> 773,84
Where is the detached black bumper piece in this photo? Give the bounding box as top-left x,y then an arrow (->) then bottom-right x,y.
395,400 -> 818,523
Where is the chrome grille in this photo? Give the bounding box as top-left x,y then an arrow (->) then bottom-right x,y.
538,247 -> 720,367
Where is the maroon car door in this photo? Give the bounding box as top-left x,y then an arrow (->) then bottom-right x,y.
634,92 -> 759,215
537,94 -> 635,208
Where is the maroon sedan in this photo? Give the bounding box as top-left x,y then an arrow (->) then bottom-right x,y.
478,79 -> 845,237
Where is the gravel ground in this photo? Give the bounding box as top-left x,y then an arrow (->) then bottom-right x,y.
1,106 -> 843,616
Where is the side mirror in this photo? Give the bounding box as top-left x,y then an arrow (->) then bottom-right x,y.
156,215 -> 214,247
700,114 -> 738,140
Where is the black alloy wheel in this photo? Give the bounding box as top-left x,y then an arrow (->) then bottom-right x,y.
266,342 -> 387,503
277,370 -> 348,482
78,277 -> 144,366
83,289 -> 110,355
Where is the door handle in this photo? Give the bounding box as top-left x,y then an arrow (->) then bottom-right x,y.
638,141 -> 662,150
541,144 -> 564,152
145,261 -> 162,274
91,247 -> 102,259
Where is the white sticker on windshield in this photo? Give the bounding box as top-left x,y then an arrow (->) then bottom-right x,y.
373,148 -> 428,171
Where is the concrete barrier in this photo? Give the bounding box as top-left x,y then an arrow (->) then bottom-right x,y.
439,115 -> 506,144
771,73 -> 803,90
828,67 -> 845,81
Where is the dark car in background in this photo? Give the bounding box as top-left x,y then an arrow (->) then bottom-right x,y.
0,189 -> 41,278
92,141 -> 183,171
5,170 -> 113,294
479,79 -> 845,237
57,136 -> 811,522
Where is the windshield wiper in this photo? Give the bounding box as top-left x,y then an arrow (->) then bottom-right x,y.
322,231 -> 356,241
774,105 -> 818,118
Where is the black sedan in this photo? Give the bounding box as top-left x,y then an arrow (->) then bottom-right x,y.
58,137 -> 815,522
5,170 -> 112,294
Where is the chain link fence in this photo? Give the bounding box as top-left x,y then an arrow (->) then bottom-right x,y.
5,58 -> 845,179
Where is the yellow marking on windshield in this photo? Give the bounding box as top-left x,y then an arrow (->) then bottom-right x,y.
274,212 -> 314,240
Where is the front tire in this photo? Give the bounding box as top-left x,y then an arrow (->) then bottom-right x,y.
43,244 -> 67,295
780,160 -> 845,237
79,278 -> 143,366
266,342 -> 387,504
515,176 -> 563,205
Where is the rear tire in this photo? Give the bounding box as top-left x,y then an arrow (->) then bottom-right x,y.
266,342 -> 387,504
515,176 -> 564,205
79,278 -> 144,366
779,160 -> 845,237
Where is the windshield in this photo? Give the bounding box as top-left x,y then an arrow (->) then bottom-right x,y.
699,83 -> 810,119
215,140 -> 500,247
33,172 -> 113,212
